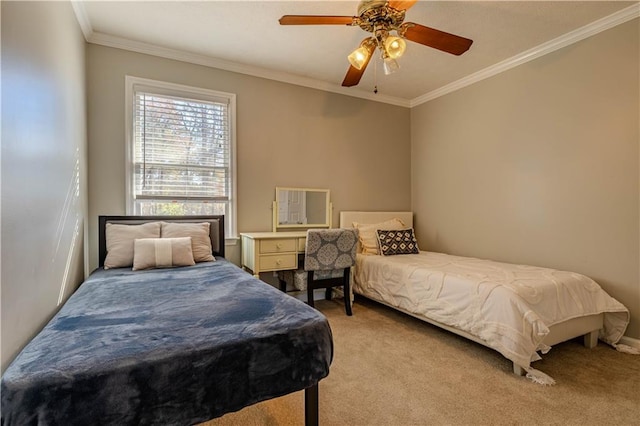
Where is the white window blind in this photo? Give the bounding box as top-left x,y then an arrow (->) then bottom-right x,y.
127,77 -> 236,237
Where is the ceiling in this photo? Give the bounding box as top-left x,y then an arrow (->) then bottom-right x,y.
76,1 -> 639,107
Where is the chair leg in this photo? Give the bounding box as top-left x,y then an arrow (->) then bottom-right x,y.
325,288 -> 332,300
343,267 -> 352,316
307,271 -> 315,308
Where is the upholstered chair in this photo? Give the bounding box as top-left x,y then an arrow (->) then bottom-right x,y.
278,228 -> 358,316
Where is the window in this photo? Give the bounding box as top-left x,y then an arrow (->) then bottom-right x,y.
126,76 -> 236,238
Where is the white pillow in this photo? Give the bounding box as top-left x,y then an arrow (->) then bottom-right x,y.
161,222 -> 215,262
353,218 -> 406,255
104,222 -> 161,269
132,237 -> 195,271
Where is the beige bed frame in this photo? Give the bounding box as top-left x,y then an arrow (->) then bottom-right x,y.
339,211 -> 603,376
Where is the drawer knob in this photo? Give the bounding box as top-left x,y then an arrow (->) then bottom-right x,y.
276,243 -> 282,249
276,259 -> 282,265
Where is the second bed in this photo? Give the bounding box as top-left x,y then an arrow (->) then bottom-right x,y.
340,211 -> 630,382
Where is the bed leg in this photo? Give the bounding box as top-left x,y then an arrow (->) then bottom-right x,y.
513,363 -> 525,376
305,384 -> 319,426
583,330 -> 599,349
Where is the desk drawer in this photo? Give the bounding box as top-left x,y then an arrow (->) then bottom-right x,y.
260,239 -> 296,254
297,237 -> 306,252
259,253 -> 297,271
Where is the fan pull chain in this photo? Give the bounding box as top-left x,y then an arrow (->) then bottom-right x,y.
373,56 -> 378,94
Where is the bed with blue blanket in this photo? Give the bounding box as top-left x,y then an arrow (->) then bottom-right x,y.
1,216 -> 333,425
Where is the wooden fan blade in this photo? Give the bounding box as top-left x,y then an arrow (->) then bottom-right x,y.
342,64 -> 367,88
388,0 -> 418,11
279,15 -> 355,25
402,23 -> 473,55
342,40 -> 376,87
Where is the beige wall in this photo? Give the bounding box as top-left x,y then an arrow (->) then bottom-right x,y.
4,4 -> 632,375
411,19 -> 640,338
86,45 -> 411,270
1,1 -> 88,371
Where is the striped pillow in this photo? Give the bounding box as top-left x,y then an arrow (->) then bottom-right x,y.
132,237 -> 195,271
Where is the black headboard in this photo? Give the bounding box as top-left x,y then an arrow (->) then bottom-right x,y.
98,215 -> 225,267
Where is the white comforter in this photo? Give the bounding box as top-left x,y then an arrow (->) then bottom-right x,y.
353,252 -> 629,368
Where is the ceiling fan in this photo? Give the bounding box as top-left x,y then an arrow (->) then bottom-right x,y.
279,0 -> 473,88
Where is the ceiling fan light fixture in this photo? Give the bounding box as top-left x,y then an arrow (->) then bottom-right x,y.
384,35 -> 406,59
347,46 -> 371,70
383,56 -> 399,75
280,0 -> 473,88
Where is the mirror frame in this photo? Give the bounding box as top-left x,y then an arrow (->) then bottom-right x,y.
273,187 -> 332,231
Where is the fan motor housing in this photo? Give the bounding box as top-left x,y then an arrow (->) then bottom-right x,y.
356,0 -> 406,32
357,0 -> 387,16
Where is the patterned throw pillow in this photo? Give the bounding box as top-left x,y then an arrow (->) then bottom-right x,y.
376,228 -> 420,256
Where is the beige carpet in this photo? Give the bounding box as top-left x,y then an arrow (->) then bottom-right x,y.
203,297 -> 640,425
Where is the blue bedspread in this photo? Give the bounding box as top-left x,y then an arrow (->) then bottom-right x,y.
1,260 -> 333,425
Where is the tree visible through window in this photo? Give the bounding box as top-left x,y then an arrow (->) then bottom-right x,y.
126,77 -> 236,237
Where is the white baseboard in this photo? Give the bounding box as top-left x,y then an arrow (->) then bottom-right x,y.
619,336 -> 640,349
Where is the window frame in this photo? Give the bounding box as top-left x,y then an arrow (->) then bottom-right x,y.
125,76 -> 237,240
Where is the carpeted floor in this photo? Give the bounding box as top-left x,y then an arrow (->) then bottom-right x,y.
203,297 -> 640,425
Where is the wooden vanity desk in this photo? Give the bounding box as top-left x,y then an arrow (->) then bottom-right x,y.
242,187 -> 331,283
240,231 -> 307,278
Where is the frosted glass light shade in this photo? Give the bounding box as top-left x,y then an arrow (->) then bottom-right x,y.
347,46 -> 370,70
384,36 -> 406,59
383,57 -> 399,75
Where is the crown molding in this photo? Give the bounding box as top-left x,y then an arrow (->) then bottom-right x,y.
410,3 -> 640,108
86,32 -> 411,108
72,2 -> 638,110
70,1 -> 92,41
70,0 -> 408,107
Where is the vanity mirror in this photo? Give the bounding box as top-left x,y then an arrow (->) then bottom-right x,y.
273,187 -> 331,231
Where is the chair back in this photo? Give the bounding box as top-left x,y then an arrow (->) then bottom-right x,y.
304,228 -> 358,272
